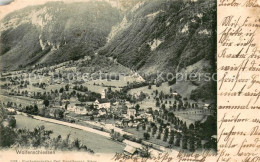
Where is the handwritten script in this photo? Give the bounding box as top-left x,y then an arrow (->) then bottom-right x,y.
218,0 -> 260,161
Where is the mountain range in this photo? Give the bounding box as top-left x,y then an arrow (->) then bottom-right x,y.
0,0 -> 216,101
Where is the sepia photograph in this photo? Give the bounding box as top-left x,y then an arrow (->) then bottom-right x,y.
0,0 -> 217,160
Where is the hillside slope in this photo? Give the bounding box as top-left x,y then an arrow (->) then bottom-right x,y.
100,0 -> 216,76
0,1 -> 122,70
0,0 -> 216,101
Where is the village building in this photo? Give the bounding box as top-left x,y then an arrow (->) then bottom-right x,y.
74,103 -> 88,115
101,89 -> 107,99
145,113 -> 154,122
94,98 -> 111,109
33,99 -> 43,105
124,145 -> 137,155
204,104 -> 211,109
127,108 -> 136,119
67,104 -> 76,112
128,121 -> 139,128
48,108 -> 64,118
123,140 -> 142,155
98,108 -> 107,117
84,56 -> 91,61
125,101 -> 133,108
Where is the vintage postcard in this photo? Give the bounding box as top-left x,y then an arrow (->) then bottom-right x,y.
0,0 -> 259,161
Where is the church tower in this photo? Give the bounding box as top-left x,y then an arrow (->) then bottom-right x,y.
101,89 -> 107,99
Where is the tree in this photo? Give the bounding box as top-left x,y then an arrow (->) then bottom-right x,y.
159,125 -> 163,133
142,123 -> 146,130
182,136 -> 188,149
168,78 -> 176,85
65,84 -> 70,91
173,104 -> 177,111
175,133 -> 181,146
58,111 -> 64,119
8,116 -> 16,128
33,105 -> 39,115
189,136 -> 195,152
189,124 -> 195,131
202,115 -> 217,138
135,104 -> 140,113
143,132 -> 150,140
159,91 -> 164,100
196,137 -> 202,149
178,102 -> 183,111
43,99 -> 49,107
59,87 -> 64,93
0,125 -> 16,147
161,104 -> 166,110
184,102 -> 188,108
156,100 -> 160,107
72,138 -> 81,150
89,104 -> 94,110
152,126 -> 157,136
148,85 -> 152,89
130,115 -> 134,122
169,136 -> 174,145
156,133 -> 161,140
182,122 -> 188,133
163,128 -> 169,142
139,145 -> 151,158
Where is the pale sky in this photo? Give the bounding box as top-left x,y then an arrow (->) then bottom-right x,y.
0,0 -> 107,20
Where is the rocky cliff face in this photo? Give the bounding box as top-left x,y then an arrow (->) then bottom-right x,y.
100,0 -> 216,77
100,0 -> 217,100
0,0 -> 216,100
0,1 -> 122,70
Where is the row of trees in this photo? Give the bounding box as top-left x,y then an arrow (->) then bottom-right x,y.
141,120 -> 203,151
137,102 -> 216,151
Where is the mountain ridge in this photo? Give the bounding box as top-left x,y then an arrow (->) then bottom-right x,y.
0,0 -> 216,101
0,1 -> 122,70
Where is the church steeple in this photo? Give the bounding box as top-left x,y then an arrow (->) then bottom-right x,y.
101,89 -> 107,99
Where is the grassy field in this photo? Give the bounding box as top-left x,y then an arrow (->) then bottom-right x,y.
14,115 -> 125,154
0,95 -> 42,107
82,83 -> 120,93
175,114 -> 207,126
128,81 -> 208,111
128,82 -> 197,100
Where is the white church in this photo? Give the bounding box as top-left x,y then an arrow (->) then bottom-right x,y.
94,89 -> 111,109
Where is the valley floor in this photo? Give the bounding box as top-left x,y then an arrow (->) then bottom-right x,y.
14,114 -> 125,154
